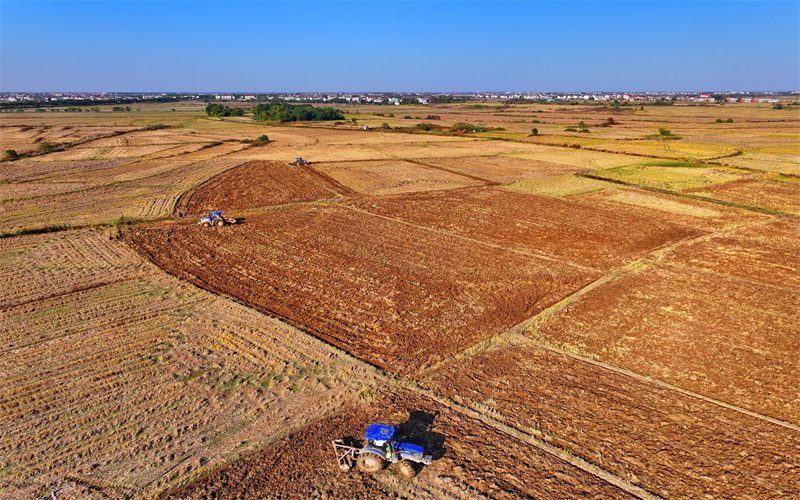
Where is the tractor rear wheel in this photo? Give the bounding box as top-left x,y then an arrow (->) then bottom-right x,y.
395,460 -> 415,478
215,219 -> 225,227
355,453 -> 384,473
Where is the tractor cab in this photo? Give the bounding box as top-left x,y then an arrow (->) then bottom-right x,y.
365,424 -> 396,459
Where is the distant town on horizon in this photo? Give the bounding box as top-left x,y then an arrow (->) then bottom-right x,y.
1,90 -> 797,107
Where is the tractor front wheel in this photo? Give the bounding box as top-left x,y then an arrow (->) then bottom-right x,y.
355,453 -> 384,473
201,222 -> 210,227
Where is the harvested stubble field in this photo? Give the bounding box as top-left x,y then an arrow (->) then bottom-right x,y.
1,230 -> 380,499
2,102 -> 798,499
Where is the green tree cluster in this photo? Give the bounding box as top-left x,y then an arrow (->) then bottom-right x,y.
251,103 -> 344,122
205,103 -> 245,117
450,122 -> 486,132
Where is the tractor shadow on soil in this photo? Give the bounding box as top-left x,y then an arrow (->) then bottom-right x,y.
396,410 -> 446,462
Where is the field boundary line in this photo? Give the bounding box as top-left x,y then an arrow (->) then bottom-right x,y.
411,387 -> 664,500
0,274 -> 150,312
403,158 -> 501,186
343,202 -> 599,273
529,339 -> 800,432
576,172 -> 798,217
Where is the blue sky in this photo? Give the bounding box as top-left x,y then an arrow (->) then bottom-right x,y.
1,1 -> 797,92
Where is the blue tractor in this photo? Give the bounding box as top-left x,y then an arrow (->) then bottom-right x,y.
332,424 -> 433,478
198,211 -> 236,227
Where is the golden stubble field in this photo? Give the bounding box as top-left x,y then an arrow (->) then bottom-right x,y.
1,101 -> 798,499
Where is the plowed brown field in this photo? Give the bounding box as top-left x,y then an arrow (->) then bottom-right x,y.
347,188 -> 702,271
531,218 -> 800,422
123,204 -> 599,375
421,334 -> 799,500
176,160 -> 355,215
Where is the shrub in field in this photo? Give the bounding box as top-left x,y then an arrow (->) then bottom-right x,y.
381,123 -> 391,129
416,123 -> 434,131
3,149 -> 18,160
206,103 -> 245,117
726,118 -> 734,123
531,128 -> 539,136
248,134 -> 270,146
715,118 -> 724,123
565,127 -> 578,132
37,142 -> 54,153
450,122 -> 485,133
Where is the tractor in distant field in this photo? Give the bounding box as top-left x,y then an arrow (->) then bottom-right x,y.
288,157 -> 309,166
198,211 -> 237,227
332,424 -> 433,478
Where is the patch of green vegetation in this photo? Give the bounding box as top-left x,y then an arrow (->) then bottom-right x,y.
596,165 -> 746,191
644,160 -> 708,169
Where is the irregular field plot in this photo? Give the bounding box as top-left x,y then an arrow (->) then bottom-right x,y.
123,204 -> 598,375
348,188 -> 702,271
176,160 -> 354,215
421,335 -> 799,500
421,155 -> 580,184
0,230 -> 148,308
593,164 -> 752,191
532,229 -> 800,422
0,159 -> 137,183
586,140 -> 740,160
504,173 -> 611,198
0,231 -> 379,499
685,176 -> 800,216
660,218 -> 800,289
312,159 -> 485,195
167,390 -> 637,500
723,151 -> 800,175
570,187 -> 768,231
0,182 -> 92,200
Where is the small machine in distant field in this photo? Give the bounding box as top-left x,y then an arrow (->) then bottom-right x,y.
198,211 -> 237,227
288,157 -> 309,165
332,424 -> 433,478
